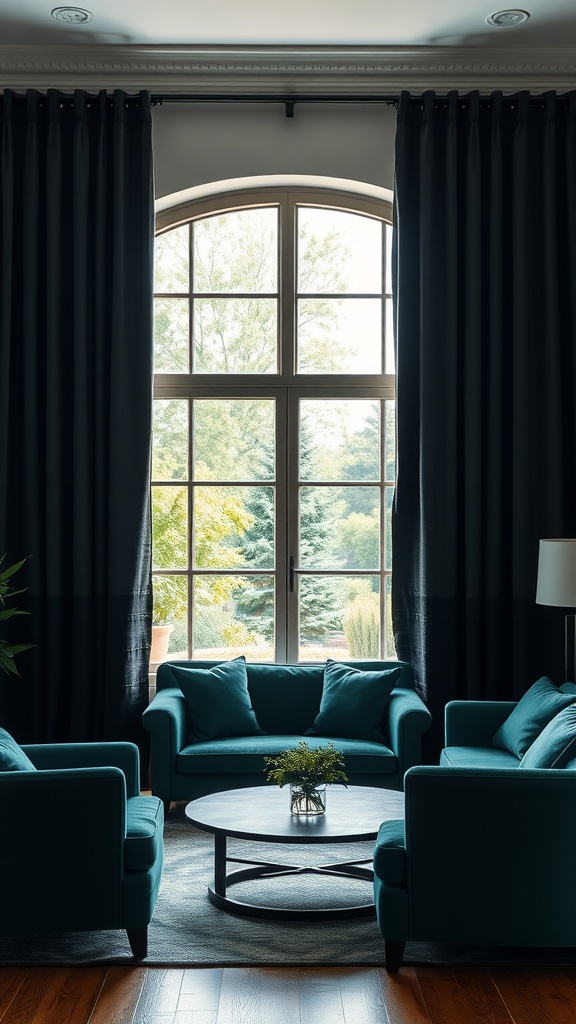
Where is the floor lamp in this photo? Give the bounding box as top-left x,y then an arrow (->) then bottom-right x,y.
536,539 -> 576,683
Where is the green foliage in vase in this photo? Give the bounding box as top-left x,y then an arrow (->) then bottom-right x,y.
264,740 -> 348,795
0,556 -> 34,676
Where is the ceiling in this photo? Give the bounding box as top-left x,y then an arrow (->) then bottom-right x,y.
1,1 -> 575,94
1,0 -> 575,48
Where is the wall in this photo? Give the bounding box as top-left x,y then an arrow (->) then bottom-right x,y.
152,101 -> 397,200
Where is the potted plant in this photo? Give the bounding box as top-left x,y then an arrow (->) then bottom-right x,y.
151,575 -> 187,663
0,555 -> 34,676
264,740 -> 348,815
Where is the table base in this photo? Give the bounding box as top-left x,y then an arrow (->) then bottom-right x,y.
210,843 -> 376,920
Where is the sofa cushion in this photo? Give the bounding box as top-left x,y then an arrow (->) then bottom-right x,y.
492,677 -> 575,759
440,746 -> 521,769
0,727 -> 36,772
246,663 -> 324,734
519,704 -> 576,769
176,734 -> 397,775
171,657 -> 263,742
124,795 -> 164,871
307,660 -> 402,743
373,819 -> 406,882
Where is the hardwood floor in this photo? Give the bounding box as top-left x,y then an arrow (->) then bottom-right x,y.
2,965 -> 576,1023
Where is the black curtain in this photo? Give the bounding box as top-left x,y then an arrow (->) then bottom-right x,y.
0,89 -> 154,756
392,90 -> 576,757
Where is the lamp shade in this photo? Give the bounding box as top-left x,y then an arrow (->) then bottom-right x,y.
536,539 -> 576,607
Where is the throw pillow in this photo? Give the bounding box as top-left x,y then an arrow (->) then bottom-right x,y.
171,657 -> 263,742
306,660 -> 402,743
519,704 -> 576,769
0,727 -> 36,772
492,676 -> 576,759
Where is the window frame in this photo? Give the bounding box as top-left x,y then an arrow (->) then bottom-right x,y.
153,185 -> 395,666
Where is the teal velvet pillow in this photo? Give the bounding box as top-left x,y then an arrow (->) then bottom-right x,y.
492,676 -> 576,759
171,657 -> 264,742
519,704 -> 576,769
306,660 -> 402,743
0,727 -> 36,772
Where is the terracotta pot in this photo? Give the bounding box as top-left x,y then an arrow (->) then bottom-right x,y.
150,623 -> 174,663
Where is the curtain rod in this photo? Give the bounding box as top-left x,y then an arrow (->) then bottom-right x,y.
151,95 -> 400,117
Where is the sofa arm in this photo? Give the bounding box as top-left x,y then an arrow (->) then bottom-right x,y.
403,765 -> 576,945
22,741 -> 141,798
444,700 -> 517,747
142,687 -> 189,801
387,689 -> 432,777
0,767 -> 128,934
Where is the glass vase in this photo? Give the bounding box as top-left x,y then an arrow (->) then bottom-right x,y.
289,783 -> 327,815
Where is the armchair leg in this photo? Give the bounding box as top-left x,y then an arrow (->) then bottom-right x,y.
127,927 -> 148,960
163,799 -> 171,817
384,940 -> 406,973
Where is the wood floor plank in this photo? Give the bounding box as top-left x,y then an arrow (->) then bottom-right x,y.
491,969 -> 576,1024
453,971 -> 514,1024
177,968 -> 223,1013
379,966 -> 432,1024
336,966 -> 391,1024
131,969 -> 186,1023
87,967 -> 148,1024
417,967 -> 494,1024
0,969 -> 30,1020
1,968 -> 106,1024
297,967 -> 346,1024
216,966 -> 302,1024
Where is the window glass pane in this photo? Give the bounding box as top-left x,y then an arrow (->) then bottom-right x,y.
152,575 -> 188,661
297,298 -> 381,374
385,574 -> 396,659
154,298 -> 189,373
300,400 -> 380,482
194,208 -> 277,293
152,486 -> 188,569
385,401 -> 396,482
299,575 -> 380,662
385,223 -> 393,295
385,297 -> 395,374
300,486 -> 380,570
152,399 -> 188,481
193,486 -> 274,570
384,485 -> 394,571
193,297 -> 277,374
154,225 -> 189,293
193,574 -> 274,661
194,399 -> 275,481
297,208 -> 382,293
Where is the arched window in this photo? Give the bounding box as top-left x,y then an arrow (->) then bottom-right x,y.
152,184 -> 395,665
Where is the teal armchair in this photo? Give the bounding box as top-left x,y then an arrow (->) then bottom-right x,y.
0,740 -> 164,959
373,764 -> 576,971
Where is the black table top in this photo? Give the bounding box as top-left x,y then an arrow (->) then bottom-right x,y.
185,785 -> 404,844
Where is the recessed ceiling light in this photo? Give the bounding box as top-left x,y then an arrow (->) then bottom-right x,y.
51,7 -> 93,24
486,9 -> 530,27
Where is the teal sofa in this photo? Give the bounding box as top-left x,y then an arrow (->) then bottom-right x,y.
373,680 -> 576,971
143,659 -> 431,810
0,739 -> 164,959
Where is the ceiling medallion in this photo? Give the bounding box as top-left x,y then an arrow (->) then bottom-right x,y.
486,10 -> 530,27
51,7 -> 93,24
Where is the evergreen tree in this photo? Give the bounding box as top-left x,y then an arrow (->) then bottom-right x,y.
235,424 -> 343,642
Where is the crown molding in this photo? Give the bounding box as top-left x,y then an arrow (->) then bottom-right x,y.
0,44 -> 575,95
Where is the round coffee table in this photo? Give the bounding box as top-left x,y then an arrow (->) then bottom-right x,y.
185,784 -> 404,921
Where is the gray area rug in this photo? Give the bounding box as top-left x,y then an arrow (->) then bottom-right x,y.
1,805 -> 576,968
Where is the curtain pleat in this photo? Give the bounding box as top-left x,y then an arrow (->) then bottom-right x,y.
392,90 -> 576,756
0,89 -> 154,757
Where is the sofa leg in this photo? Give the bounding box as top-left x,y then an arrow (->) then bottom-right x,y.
127,927 -> 148,960
163,799 -> 171,817
384,940 -> 406,973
